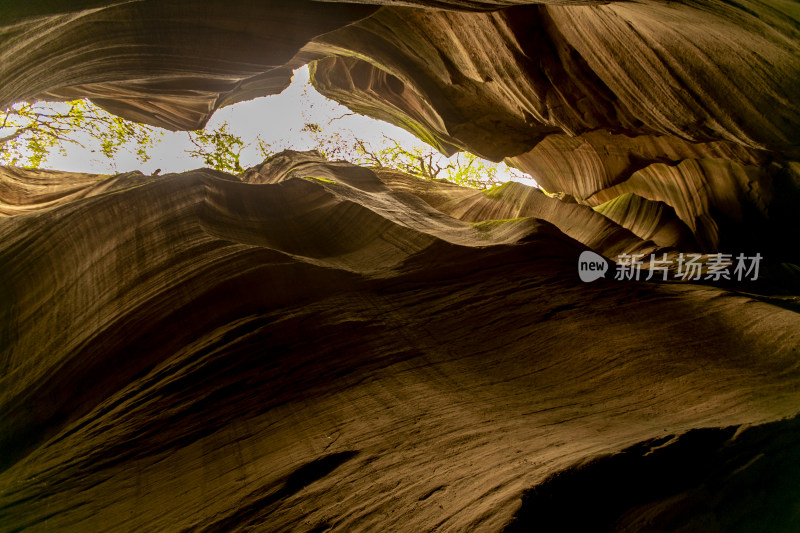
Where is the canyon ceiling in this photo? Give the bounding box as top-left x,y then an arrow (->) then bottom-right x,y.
1,1 -> 799,531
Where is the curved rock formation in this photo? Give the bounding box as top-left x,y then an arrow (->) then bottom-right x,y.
304,2 -> 800,259
2,154 -> 800,531
1,2 -> 377,129
374,169 -> 661,259
2,1 -> 800,531
592,192 -> 699,251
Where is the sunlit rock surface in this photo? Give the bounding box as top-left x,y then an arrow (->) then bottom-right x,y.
3,2 -> 800,252
307,2 -> 800,260
2,1 -> 800,531
1,2 -> 378,129
1,153 -> 799,531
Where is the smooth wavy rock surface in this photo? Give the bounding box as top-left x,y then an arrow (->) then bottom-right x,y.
374,169 -> 660,259
311,2 -> 800,153
1,153 -> 799,531
3,1 -> 800,530
3,1 -> 800,258
1,2 -> 378,129
302,2 -> 800,260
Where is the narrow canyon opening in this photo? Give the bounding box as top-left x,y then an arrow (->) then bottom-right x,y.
1,2 -> 799,532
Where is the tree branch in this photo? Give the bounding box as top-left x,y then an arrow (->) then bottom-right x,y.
0,127 -> 31,146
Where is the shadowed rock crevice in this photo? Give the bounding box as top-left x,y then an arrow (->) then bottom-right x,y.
199,451 -> 360,533
2,2 -> 800,531
1,155 -> 799,531
503,416 -> 800,532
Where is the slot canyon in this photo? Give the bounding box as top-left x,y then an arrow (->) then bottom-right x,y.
1,1 -> 799,531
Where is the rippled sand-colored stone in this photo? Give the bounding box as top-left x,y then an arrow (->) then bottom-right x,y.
2,1 -> 800,530
1,153 -> 799,531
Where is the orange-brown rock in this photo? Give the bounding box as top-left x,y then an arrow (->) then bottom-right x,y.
2,1 -> 800,530
2,153 -> 800,531
1,2 -> 378,130
304,3 -> 800,258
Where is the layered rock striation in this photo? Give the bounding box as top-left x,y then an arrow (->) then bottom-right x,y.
306,2 -> 800,261
1,154 -> 799,531
2,1 -> 800,531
